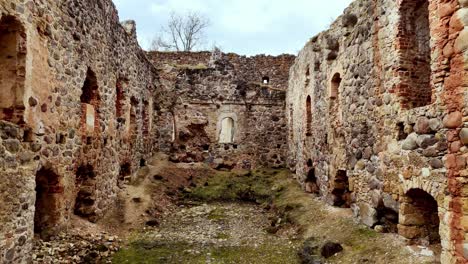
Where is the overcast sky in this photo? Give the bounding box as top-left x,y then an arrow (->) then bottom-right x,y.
113,0 -> 354,56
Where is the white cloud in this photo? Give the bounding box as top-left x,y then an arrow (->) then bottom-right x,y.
114,0 -> 354,55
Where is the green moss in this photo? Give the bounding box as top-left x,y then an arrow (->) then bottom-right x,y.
208,207 -> 227,221
112,241 -> 205,264
208,244 -> 300,264
173,63 -> 208,70
112,240 -> 300,264
354,227 -> 378,238
185,169 -> 287,204
215,233 -> 230,240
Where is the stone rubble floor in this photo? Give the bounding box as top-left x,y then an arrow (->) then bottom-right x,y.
32,232 -> 121,263
112,202 -> 302,263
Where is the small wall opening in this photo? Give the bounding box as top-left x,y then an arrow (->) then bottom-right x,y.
289,105 -> 294,141
116,78 -> 126,120
0,16 -> 26,124
397,0 -> 431,108
128,97 -> 138,140
306,96 -> 312,136
399,188 -> 440,246
118,163 -> 131,187
81,68 -> 100,135
34,167 -> 63,234
74,164 -> 97,222
80,68 -> 99,105
262,76 -> 270,85
330,73 -> 341,99
376,205 -> 399,233
142,100 -> 149,137
305,164 -> 319,194
219,117 -> 235,143
331,170 -> 350,207
171,113 -> 176,142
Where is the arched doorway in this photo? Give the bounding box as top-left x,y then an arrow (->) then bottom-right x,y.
399,188 -> 440,245
34,167 -> 63,234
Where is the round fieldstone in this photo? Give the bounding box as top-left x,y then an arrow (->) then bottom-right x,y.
429,158 -> 444,169
460,128 -> 468,145
414,117 -> 430,134
443,111 -> 463,128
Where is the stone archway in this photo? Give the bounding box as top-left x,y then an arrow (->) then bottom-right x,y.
399,188 -> 440,246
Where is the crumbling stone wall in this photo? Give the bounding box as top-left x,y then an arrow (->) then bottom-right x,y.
287,0 -> 468,262
150,52 -> 295,169
0,0 -> 160,262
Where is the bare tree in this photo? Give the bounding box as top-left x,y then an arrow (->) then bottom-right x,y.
150,11 -> 210,52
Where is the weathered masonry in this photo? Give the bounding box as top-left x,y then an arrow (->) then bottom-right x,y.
0,0 -> 159,262
0,1 -> 295,262
287,0 -> 468,262
149,51 -> 295,169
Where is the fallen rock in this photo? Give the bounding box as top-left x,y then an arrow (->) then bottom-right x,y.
320,242 -> 343,258
298,237 -> 322,264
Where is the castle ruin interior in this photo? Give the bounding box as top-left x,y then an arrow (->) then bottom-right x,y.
0,0 -> 468,263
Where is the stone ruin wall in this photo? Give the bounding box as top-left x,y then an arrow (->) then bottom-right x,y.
287,0 -> 468,262
149,52 -> 295,169
0,0 -> 161,262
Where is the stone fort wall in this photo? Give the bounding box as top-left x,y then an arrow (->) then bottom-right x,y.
0,0 -> 160,262
287,0 -> 468,262
149,51 -> 295,169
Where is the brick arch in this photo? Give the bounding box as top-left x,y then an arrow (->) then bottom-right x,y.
400,177 -> 443,202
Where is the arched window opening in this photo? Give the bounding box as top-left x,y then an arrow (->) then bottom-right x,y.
397,0 -> 431,108
331,170 -> 351,208
399,188 -> 440,245
74,164 -> 97,222
34,167 -> 63,235
0,16 -> 26,124
219,117 -> 235,143
330,73 -> 341,99
306,96 -> 312,136
81,68 -> 100,135
262,76 -> 270,85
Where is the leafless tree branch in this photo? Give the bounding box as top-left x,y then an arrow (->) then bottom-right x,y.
149,11 -> 210,52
